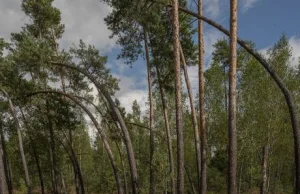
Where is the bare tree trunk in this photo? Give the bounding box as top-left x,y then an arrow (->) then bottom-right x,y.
171,0 -> 184,192
184,165 -> 196,194
260,145 -> 269,194
155,65 -> 176,194
197,0 -> 207,192
0,121 -> 12,194
1,90 -> 31,194
143,29 -> 155,194
0,122 -> 8,194
171,6 -> 300,192
29,91 -> 124,194
50,62 -> 139,194
116,142 -> 128,194
228,0 -> 238,193
179,45 -> 201,193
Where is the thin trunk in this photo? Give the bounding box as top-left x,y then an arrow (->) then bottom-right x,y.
30,91 -> 123,194
50,62 -> 138,194
143,29 -> 155,194
179,45 -> 201,192
228,0 -> 238,193
260,145 -> 269,194
155,65 -> 175,194
173,6 -> 300,192
20,109 -> 45,194
0,122 -> 8,194
61,172 -> 66,194
116,142 -> 128,194
238,158 -> 244,194
171,0 -> 184,192
0,121 -> 12,194
32,145 -> 45,194
46,100 -> 60,194
184,165 -> 196,194
1,90 -> 31,194
197,0 -> 207,192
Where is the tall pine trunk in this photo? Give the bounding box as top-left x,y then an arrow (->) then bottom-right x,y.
179,45 -> 201,192
198,0 -> 207,192
143,29 -> 155,194
155,65 -> 175,194
228,0 -> 238,193
171,0 -> 184,192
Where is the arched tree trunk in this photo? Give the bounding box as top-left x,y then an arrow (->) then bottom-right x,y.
168,6 -> 300,192
228,0 -> 238,193
1,89 -> 31,194
155,65 -> 176,194
49,62 -> 138,194
179,45 -> 201,193
143,29 -> 155,194
171,0 -> 184,192
28,91 -> 123,194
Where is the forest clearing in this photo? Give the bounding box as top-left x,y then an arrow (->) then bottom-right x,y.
1,0 -> 300,193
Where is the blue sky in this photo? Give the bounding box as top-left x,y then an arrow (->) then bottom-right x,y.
1,0 -> 300,112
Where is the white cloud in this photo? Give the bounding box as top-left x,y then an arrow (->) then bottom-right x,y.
289,36 -> 300,68
53,0 -> 116,53
114,74 -> 148,114
259,36 -> 300,68
240,0 -> 260,12
204,0 -> 221,18
0,0 -> 28,40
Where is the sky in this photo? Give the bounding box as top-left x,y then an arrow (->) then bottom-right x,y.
1,0 -> 300,113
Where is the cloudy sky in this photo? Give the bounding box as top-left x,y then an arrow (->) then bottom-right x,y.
1,0 -> 300,113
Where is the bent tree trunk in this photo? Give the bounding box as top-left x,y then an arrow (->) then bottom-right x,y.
143,29 -> 155,194
155,65 -> 176,194
50,61 -> 138,194
28,91 -> 123,194
171,0 -> 184,192
228,0 -> 238,193
1,89 -> 32,194
179,45 -> 201,192
170,6 -> 300,192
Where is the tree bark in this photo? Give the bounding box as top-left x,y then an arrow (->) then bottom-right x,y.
155,65 -> 176,194
28,91 -> 124,194
116,142 -> 128,194
171,0 -> 184,192
166,6 -> 300,192
197,0 -> 207,193
50,62 -> 139,194
260,145 -> 269,194
0,121 -> 12,194
143,29 -> 155,194
179,45 -> 201,193
1,89 -> 31,194
228,0 -> 238,193
0,122 -> 8,194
